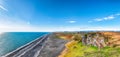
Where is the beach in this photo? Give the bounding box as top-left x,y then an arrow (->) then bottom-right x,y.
2,33 -> 68,57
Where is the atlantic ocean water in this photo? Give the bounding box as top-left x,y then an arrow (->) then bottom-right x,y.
0,32 -> 48,56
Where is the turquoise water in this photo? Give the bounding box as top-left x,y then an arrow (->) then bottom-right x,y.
0,32 -> 48,56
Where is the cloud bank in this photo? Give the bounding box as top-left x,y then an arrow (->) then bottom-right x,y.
68,20 -> 76,23
89,13 -> 120,22
0,5 -> 7,11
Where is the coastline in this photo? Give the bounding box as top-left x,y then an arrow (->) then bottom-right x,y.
2,33 -> 68,57
2,33 -> 50,57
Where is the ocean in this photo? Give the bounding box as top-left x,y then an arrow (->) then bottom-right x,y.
0,32 -> 48,56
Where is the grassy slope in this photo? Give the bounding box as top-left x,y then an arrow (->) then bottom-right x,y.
63,41 -> 120,57
56,32 -> 120,57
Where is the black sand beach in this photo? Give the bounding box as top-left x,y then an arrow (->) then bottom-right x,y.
3,33 -> 68,57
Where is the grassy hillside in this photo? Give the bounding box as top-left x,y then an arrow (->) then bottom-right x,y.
61,41 -> 120,57
56,32 -> 120,57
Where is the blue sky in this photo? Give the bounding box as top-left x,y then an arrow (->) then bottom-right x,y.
0,0 -> 120,32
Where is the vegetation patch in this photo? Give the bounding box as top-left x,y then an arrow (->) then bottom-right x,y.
61,41 -> 120,57
58,32 -> 120,57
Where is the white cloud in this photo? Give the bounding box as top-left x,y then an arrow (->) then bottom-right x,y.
94,18 -> 103,21
0,24 -> 120,32
95,15 -> 115,22
116,13 -> 120,16
54,26 -> 120,31
27,21 -> 30,25
68,20 -> 76,23
89,13 -> 120,22
0,5 -> 7,11
103,16 -> 114,20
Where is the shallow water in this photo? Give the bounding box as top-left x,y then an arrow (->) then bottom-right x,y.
0,32 -> 48,56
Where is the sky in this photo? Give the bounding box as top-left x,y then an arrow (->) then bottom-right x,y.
0,0 -> 120,32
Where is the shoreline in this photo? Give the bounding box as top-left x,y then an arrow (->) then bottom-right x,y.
2,33 -> 50,57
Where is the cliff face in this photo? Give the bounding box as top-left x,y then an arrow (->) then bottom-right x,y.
102,32 -> 120,47
82,32 -> 120,48
82,32 -> 107,48
57,32 -> 120,57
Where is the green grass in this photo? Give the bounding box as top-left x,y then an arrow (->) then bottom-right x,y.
64,42 -> 120,57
